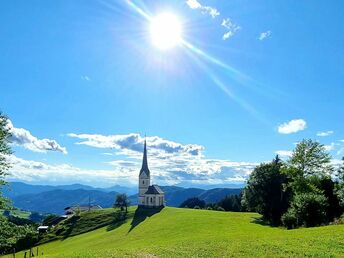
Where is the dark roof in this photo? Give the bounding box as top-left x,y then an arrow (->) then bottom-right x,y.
145,185 -> 164,195
139,139 -> 150,177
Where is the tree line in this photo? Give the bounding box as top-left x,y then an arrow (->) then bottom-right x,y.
180,139 -> 344,229
242,139 -> 344,228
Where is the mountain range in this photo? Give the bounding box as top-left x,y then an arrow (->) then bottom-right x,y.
3,182 -> 241,214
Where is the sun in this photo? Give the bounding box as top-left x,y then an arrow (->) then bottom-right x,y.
150,13 -> 183,50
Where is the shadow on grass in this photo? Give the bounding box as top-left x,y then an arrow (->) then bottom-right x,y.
251,217 -> 279,227
106,211 -> 128,231
128,206 -> 164,233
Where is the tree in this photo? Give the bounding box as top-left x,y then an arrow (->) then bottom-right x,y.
242,156 -> 290,225
114,193 -> 130,213
289,139 -> 333,178
179,197 -> 205,209
0,113 -> 12,210
281,192 -> 328,228
336,157 -> 344,208
29,212 -> 43,223
281,139 -> 339,228
217,195 -> 241,212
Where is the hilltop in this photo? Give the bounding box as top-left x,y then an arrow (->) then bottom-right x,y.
6,207 -> 344,257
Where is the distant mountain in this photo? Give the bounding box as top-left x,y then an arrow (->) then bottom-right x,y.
174,182 -> 245,190
11,189 -> 118,214
3,182 -> 135,198
4,182 -> 242,214
129,186 -> 241,207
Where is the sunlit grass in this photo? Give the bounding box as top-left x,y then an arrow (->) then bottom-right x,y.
4,207 -> 344,257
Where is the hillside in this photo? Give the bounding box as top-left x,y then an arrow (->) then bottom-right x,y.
6,207 -> 344,257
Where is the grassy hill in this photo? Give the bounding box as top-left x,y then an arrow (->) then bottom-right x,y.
5,207 -> 344,257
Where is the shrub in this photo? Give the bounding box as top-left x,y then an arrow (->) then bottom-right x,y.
194,206 -> 200,209
217,207 -> 225,211
281,208 -> 297,229
283,192 -> 328,228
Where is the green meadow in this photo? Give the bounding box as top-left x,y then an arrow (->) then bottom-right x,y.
4,207 -> 344,258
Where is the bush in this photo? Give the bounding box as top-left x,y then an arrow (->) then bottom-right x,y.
337,184 -> 344,208
217,207 -> 225,211
283,192 -> 328,228
281,209 -> 298,229
194,206 -> 200,209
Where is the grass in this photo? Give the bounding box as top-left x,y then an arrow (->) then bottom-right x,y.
0,208 -> 31,219
4,207 -> 344,257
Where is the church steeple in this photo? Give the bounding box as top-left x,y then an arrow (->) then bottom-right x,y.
140,138 -> 150,176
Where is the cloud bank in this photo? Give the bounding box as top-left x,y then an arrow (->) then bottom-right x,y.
8,133 -> 258,187
7,120 -> 67,154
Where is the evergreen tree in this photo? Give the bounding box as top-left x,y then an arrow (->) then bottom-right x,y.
242,155 -> 290,225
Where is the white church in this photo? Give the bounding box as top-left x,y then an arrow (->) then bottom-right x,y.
138,139 -> 165,208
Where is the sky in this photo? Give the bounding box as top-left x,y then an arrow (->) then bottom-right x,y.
1,0 -> 344,188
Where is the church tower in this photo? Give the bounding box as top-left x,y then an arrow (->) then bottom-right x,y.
138,139 -> 150,206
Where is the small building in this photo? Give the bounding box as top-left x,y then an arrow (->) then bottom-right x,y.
37,226 -> 49,234
138,139 -> 165,208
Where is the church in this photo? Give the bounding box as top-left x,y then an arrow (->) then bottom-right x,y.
138,139 -> 165,208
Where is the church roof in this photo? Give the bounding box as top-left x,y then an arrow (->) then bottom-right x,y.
139,139 -> 150,177
145,185 -> 164,195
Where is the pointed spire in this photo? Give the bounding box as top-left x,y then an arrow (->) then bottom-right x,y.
140,136 -> 150,176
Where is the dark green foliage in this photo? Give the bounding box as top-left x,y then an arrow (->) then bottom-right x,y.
42,214 -> 60,226
243,140 -> 344,228
29,212 -> 44,223
242,156 -> 290,225
217,194 -> 242,211
336,157 -> 344,208
114,193 -> 130,213
318,177 -> 343,220
282,192 -> 328,228
179,197 -> 205,209
0,215 -> 38,254
7,215 -> 35,226
40,209 -> 133,243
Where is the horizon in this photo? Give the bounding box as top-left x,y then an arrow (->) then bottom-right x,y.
1,0 -> 344,188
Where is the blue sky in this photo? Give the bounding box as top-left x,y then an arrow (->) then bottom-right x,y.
1,0 -> 343,188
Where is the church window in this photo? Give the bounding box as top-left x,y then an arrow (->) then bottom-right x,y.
142,180 -> 144,185
150,197 -> 153,203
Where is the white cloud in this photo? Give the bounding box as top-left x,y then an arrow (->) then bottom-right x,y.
6,155 -> 135,187
186,0 -> 220,18
324,142 -> 337,152
64,133 -> 257,186
6,120 -> 67,154
67,133 -> 204,157
317,131 -> 334,137
259,30 -> 271,41
81,75 -> 90,81
278,119 -> 307,134
222,31 -> 233,40
275,150 -> 293,158
221,18 -> 241,40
